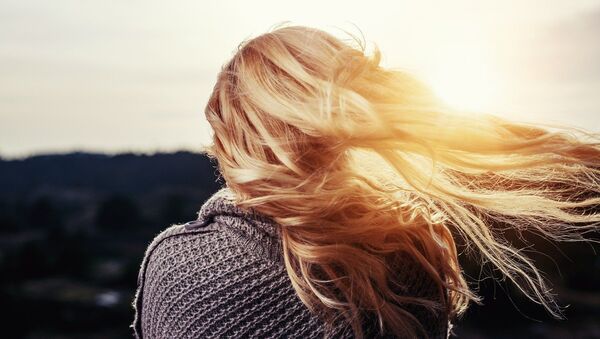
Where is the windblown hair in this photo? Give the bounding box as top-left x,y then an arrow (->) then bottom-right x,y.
202,24 -> 600,338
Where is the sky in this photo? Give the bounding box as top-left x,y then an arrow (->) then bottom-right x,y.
1,0 -> 599,159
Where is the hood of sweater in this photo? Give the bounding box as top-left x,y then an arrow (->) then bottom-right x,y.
185,186 -> 285,263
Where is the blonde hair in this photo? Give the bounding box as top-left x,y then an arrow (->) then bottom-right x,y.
202,24 -> 600,338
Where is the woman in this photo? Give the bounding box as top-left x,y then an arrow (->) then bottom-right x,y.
132,24 -> 600,338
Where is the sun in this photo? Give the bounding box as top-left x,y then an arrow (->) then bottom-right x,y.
424,44 -> 503,114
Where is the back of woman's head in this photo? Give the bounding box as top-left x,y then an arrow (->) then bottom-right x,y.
204,24 -> 600,338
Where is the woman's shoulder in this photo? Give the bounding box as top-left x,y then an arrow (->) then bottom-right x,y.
131,217 -> 331,339
136,220 -> 237,278
136,219 -> 272,288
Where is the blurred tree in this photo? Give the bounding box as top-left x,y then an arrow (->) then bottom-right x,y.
27,197 -> 62,230
0,200 -> 19,232
54,231 -> 90,278
160,194 -> 189,225
95,195 -> 143,231
8,241 -> 51,279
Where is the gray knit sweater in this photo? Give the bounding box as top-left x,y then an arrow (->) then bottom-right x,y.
131,187 -> 450,338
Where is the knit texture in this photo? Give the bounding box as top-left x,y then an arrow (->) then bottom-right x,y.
131,187 -> 451,338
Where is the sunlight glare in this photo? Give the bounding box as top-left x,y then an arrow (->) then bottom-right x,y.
425,44 -> 502,114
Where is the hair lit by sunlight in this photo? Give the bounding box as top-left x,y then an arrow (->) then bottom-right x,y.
204,24 -> 600,339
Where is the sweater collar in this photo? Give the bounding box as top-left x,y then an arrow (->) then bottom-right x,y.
186,186 -> 284,262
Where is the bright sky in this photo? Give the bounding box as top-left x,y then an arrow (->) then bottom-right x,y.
1,0 -> 599,158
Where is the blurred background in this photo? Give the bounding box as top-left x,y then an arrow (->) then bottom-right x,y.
0,0 -> 599,338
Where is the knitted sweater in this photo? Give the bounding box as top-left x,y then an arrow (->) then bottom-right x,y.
131,187 -> 450,338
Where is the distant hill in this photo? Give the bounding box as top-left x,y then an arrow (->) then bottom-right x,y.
0,152 -> 223,337
0,151 -> 224,234
0,151 -> 223,198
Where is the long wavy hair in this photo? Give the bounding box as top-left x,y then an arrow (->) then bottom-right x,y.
202,24 -> 600,338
